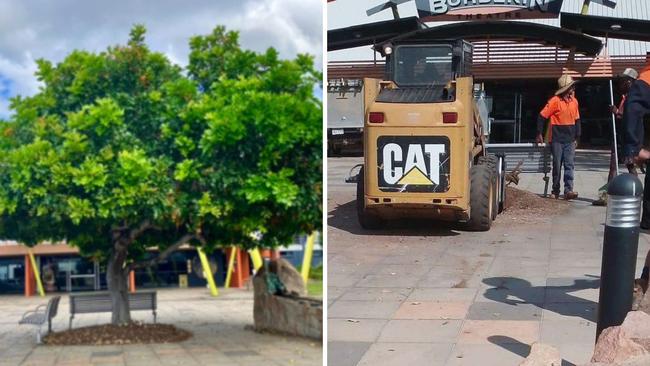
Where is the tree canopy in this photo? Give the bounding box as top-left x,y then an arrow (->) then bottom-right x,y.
0,23 -> 322,268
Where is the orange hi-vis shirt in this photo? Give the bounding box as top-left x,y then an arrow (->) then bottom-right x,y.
640,64 -> 650,86
540,95 -> 580,125
538,95 -> 581,143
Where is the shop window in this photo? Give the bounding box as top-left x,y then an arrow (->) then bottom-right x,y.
0,257 -> 25,294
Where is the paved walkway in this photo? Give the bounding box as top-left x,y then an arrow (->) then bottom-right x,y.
0,288 -> 321,366
327,151 -> 650,366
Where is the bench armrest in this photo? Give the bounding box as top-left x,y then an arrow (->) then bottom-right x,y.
20,304 -> 47,319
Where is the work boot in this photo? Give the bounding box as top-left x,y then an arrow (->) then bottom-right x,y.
550,193 -> 560,199
592,191 -> 607,206
564,191 -> 579,200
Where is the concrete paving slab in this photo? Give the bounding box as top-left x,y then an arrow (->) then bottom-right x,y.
327,154 -> 647,365
541,302 -> 598,323
540,319 -> 596,346
377,320 -> 462,343
0,288 -> 321,366
457,320 -> 540,345
339,287 -> 412,302
355,274 -> 422,288
327,342 -> 372,366
328,319 -> 388,342
447,343 -> 529,366
406,289 -> 478,303
328,300 -> 401,319
357,343 -> 453,366
545,288 -> 599,303
393,301 -> 471,320
476,286 -> 546,305
467,302 -> 543,321
416,269 -> 484,289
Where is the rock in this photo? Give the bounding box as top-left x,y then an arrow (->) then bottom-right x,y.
619,354 -> 650,365
253,259 -> 322,339
621,311 -> 650,340
267,257 -> 307,297
519,342 -> 561,366
638,290 -> 650,316
592,326 -> 648,364
632,284 -> 644,311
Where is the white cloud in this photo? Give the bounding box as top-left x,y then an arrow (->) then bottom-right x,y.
0,52 -> 39,117
0,0 -> 322,118
236,0 -> 323,66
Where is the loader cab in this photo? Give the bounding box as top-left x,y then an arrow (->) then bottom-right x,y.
377,40 -> 473,103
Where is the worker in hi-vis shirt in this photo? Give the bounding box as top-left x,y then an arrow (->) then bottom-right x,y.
536,74 -> 581,201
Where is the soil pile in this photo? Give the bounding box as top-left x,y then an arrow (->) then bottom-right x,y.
503,187 -> 570,222
44,322 -> 192,345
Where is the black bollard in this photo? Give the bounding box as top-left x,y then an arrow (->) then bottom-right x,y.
596,173 -> 643,341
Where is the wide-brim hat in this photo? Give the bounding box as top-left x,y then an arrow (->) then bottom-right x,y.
621,68 -> 639,80
555,74 -> 577,96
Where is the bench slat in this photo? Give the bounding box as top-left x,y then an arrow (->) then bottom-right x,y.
70,292 -> 157,315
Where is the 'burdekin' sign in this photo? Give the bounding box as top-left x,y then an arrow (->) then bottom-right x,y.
415,0 -> 564,21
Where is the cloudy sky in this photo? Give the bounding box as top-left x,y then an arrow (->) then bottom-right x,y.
327,0 -> 419,62
0,0 -> 323,118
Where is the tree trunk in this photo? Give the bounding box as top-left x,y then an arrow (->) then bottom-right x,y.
107,249 -> 131,325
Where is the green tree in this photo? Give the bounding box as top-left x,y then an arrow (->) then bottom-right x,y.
0,25 -> 322,324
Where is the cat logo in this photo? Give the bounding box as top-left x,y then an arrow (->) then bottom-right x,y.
377,136 -> 450,193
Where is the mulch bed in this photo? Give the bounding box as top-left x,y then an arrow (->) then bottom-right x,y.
502,186 -> 570,222
44,322 -> 192,346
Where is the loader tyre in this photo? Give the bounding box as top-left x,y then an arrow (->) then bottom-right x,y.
498,156 -> 507,213
478,155 -> 499,221
356,167 -> 383,230
466,164 -> 493,231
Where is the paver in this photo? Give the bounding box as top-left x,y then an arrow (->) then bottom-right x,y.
0,288 -> 321,365
357,343 -> 453,366
328,152 -> 643,365
377,320 -> 462,343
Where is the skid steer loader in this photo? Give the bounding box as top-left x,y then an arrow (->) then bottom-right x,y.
355,39 -> 506,231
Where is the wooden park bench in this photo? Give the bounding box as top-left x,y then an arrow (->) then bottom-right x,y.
18,295 -> 61,343
68,291 -> 157,329
486,143 -> 552,197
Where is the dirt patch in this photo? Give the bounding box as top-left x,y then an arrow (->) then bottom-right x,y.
452,279 -> 467,288
502,187 -> 570,223
44,322 -> 192,346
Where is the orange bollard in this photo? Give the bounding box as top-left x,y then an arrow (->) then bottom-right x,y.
230,248 -> 244,288
24,255 -> 35,297
240,249 -> 251,283
230,248 -> 252,288
129,270 -> 136,293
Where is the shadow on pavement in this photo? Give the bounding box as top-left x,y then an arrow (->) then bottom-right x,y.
328,200 -> 461,237
487,336 -> 576,366
483,277 -> 600,323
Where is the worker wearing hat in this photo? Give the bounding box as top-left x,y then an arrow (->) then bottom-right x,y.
623,57 -> 650,229
619,55 -> 650,292
536,74 -> 581,200
593,68 -> 639,206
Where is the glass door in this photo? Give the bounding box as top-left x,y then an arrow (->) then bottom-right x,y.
489,92 -> 523,143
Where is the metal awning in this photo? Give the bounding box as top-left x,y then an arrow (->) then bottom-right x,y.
561,13 -> 650,42
328,16 -> 424,51
380,21 -> 603,56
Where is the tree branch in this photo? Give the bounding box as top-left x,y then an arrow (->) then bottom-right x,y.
129,220 -> 153,242
128,233 -> 195,271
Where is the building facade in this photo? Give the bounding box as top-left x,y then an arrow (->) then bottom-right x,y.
0,236 -> 323,296
327,0 -> 650,146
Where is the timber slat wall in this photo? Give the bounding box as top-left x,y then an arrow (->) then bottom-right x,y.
328,42 -> 648,81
